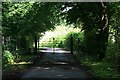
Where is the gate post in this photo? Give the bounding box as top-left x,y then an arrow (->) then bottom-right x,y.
53,38 -> 55,53
77,38 -> 80,52
34,35 -> 37,54
70,34 -> 73,54
37,38 -> 40,51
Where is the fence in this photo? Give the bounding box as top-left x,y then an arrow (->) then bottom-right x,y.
39,34 -> 81,54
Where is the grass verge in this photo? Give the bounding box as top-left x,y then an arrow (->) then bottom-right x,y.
3,54 -> 36,78
75,53 -> 120,79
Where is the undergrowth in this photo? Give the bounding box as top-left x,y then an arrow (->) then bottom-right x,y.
75,53 -> 120,78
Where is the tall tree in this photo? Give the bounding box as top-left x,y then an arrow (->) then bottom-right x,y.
2,2 -> 60,53
60,2 -> 110,60
97,2 -> 109,59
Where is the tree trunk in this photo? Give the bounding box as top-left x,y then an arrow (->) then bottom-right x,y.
70,34 -> 73,54
34,36 -> 37,54
38,38 -> 39,50
98,2 -> 109,60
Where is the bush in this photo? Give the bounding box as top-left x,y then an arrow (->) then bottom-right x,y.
39,25 -> 84,51
40,31 -> 84,51
40,37 -> 65,48
64,32 -> 84,51
106,42 -> 120,70
3,50 -> 14,64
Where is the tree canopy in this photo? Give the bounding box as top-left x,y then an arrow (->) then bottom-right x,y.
2,2 -> 61,52
2,2 -> 120,60
58,2 -> 120,60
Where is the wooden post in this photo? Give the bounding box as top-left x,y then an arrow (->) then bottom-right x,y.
53,38 -> 55,53
70,34 -> 73,54
37,38 -> 39,51
34,36 -> 37,54
77,38 -> 80,52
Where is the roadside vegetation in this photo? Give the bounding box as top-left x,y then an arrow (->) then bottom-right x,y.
2,2 -> 120,79
3,50 -> 36,78
38,24 -> 120,78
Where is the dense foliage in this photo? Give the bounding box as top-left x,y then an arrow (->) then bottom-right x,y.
56,2 -> 119,62
2,2 -> 120,77
39,25 -> 84,51
3,50 -> 14,64
2,2 -> 60,53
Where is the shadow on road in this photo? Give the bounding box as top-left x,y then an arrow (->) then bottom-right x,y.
20,48 -> 93,80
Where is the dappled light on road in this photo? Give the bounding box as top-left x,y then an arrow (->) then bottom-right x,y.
21,48 -> 92,79
13,62 -> 33,65
39,48 -> 71,53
